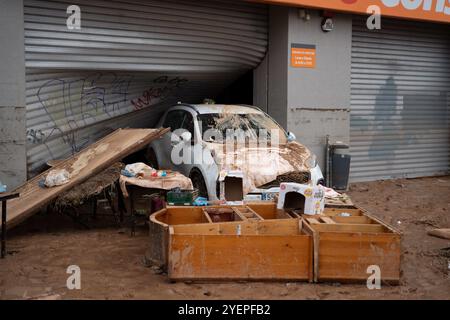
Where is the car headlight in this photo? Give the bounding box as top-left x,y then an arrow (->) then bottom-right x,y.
305,154 -> 317,169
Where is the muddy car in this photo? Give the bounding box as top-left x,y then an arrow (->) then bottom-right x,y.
147,104 -> 324,200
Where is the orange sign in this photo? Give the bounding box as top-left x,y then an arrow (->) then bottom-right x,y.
251,0 -> 450,24
291,44 -> 316,68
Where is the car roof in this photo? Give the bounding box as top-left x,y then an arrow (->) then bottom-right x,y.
183,104 -> 264,115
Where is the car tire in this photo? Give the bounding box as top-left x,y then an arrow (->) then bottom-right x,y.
145,148 -> 159,169
190,169 -> 208,200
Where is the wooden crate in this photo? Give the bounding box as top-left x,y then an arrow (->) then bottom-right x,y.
168,219 -> 313,281
147,203 -> 313,281
147,206 -> 210,268
302,207 -> 401,283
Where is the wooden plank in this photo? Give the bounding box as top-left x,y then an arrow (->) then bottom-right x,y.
323,207 -> 363,216
287,210 -> 301,219
312,223 -> 387,233
233,206 -> 263,220
246,202 -> 277,218
3,128 -> 169,229
362,209 -> 401,234
319,216 -> 336,224
301,221 -> 318,283
147,218 -> 169,268
217,219 -> 301,236
172,223 -> 220,235
306,218 -> 320,224
168,234 -> 313,281
332,216 -> 373,224
256,219 -> 300,235
428,228 -> 450,240
171,219 -> 302,236
202,209 -> 213,223
218,222 -> 258,235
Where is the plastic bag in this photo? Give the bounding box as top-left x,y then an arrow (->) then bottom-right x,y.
123,163 -> 153,177
44,169 -> 70,187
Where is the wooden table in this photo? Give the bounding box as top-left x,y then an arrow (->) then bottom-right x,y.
1,192 -> 20,258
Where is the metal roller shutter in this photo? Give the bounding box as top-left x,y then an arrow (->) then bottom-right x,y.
23,0 -> 268,176
24,0 -> 268,71
350,18 -> 450,182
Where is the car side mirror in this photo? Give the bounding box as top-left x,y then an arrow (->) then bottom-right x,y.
287,132 -> 296,142
181,131 -> 192,143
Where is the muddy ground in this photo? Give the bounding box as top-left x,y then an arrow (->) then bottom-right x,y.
1,176 -> 449,300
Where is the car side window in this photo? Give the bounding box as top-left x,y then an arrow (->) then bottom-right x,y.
181,111 -> 195,142
163,110 -> 185,131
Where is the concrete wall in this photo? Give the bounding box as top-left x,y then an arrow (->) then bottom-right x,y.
255,5 -> 352,170
253,55 -> 268,112
286,9 -> 352,169
266,5 -> 289,129
0,0 -> 27,190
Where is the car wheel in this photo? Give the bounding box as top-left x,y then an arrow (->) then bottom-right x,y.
190,169 -> 208,199
145,148 -> 159,169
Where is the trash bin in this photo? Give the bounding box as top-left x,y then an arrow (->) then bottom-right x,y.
331,143 -> 351,191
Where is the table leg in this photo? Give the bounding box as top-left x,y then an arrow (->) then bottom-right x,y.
116,181 -> 126,224
92,197 -> 97,220
130,188 -> 135,236
1,200 -> 6,259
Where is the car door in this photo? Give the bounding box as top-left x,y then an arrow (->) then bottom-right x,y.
172,110 -> 197,176
157,109 -> 186,169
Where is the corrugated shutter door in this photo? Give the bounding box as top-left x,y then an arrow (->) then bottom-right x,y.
24,0 -> 267,71
23,0 -> 268,176
350,18 -> 450,182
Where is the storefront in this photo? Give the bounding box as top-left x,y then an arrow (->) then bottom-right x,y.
0,0 -> 449,189
253,0 -> 449,182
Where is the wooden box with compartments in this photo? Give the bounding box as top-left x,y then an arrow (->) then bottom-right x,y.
300,206 -> 401,283
147,203 -> 313,281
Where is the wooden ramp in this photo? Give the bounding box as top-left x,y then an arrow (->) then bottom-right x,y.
1,128 -> 169,230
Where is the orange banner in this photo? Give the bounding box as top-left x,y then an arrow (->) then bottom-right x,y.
252,0 -> 450,23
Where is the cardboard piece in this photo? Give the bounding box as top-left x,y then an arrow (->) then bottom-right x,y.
277,182 -> 325,215
219,170 -> 244,203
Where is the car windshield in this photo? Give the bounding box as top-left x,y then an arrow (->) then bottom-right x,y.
197,112 -> 287,144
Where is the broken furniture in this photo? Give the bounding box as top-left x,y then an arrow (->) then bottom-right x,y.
51,163 -> 126,228
148,203 -> 313,281
0,192 -> 20,258
302,206 -> 401,283
125,185 -> 164,236
147,203 -> 401,283
119,170 -> 194,235
0,128 -> 169,231
428,228 -> 450,240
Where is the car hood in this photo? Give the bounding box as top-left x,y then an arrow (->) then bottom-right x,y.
205,141 -> 313,195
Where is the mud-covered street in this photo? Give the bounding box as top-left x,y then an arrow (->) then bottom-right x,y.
0,177 -> 449,300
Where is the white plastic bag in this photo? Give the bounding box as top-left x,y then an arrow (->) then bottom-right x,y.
44,169 -> 70,187
124,162 -> 153,177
